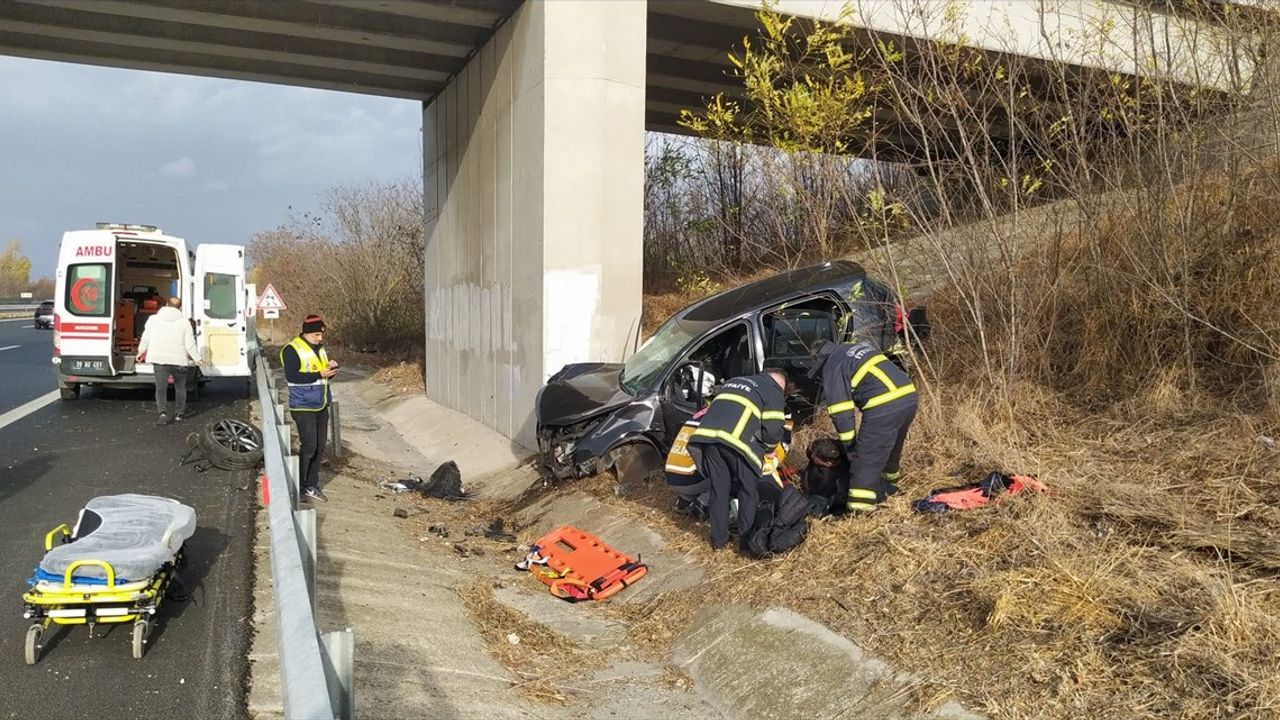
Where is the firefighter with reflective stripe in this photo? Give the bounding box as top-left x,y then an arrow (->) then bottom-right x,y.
666,405 -> 793,518
809,337 -> 918,512
685,370 -> 789,550
280,315 -> 339,502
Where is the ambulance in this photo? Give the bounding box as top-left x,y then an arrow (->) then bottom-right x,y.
52,223 -> 251,400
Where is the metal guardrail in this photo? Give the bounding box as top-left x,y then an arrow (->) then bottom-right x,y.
255,350 -> 354,719
0,303 -> 39,311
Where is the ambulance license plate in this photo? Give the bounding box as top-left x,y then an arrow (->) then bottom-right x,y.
62,357 -> 110,376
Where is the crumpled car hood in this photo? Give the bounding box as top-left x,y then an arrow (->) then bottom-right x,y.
537,363 -> 632,426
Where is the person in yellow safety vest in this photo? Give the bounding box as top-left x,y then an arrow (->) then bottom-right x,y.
280,314 -> 339,503
665,404 -> 793,518
685,370 -> 789,550
809,337 -> 918,512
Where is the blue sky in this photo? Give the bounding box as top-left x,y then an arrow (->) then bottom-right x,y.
0,56 -> 422,279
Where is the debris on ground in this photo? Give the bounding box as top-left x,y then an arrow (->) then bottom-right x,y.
427,524 -> 450,538
392,507 -> 425,519
380,461 -> 473,500
483,518 -> 517,542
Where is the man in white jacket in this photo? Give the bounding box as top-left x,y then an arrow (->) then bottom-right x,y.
137,296 -> 202,425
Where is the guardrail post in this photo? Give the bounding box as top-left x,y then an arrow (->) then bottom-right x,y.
329,401 -> 342,459
295,508 -> 318,616
287,455 -> 300,504
321,628 -> 355,720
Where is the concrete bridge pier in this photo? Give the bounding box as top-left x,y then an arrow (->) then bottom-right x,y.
422,1 -> 646,448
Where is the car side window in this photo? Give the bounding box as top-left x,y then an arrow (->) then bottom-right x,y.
665,322 -> 754,412
761,296 -> 840,364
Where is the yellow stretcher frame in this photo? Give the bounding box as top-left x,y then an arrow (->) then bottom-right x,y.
21,523 -> 182,664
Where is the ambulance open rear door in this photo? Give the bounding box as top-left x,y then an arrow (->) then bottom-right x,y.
193,244 -> 250,377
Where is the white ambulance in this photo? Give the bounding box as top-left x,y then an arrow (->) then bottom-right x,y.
53,223 -> 251,400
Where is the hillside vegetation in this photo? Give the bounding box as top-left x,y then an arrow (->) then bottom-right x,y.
635,3 -> 1280,718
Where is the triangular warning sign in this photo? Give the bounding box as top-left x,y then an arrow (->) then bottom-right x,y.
257,283 -> 287,310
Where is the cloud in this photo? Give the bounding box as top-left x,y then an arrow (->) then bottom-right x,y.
0,56 -> 421,277
158,156 -> 197,178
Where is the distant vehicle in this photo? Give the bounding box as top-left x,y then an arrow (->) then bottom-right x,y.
33,300 -> 54,329
534,260 -> 925,483
52,223 -> 251,400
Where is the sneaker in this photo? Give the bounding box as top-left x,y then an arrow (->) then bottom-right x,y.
156,413 -> 170,426
302,487 -> 328,503
173,413 -> 186,422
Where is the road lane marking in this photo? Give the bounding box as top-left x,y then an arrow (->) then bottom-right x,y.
0,318 -> 33,323
0,345 -> 20,352
0,390 -> 59,432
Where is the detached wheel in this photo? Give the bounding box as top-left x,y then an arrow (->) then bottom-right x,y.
59,383 -> 80,401
24,624 -> 43,665
131,619 -> 149,660
198,418 -> 264,470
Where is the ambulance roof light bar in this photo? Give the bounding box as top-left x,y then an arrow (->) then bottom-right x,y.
96,222 -> 161,233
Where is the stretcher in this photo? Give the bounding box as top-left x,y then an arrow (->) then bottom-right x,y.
21,494 -> 197,664
518,525 -> 647,602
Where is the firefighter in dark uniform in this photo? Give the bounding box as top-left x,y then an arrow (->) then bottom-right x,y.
686,370 -> 789,550
809,337 -> 917,512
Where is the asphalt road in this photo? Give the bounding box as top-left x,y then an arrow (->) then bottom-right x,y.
0,319 -> 255,719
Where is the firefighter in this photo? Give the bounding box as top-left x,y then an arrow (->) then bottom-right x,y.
809,336 -> 917,512
666,404 -> 793,520
685,369 -> 789,550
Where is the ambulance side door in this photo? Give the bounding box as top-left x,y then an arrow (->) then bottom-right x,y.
193,244 -> 250,377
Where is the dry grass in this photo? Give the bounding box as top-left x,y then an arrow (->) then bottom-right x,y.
566,380 -> 1280,719
626,249 -> 1280,719
369,359 -> 425,394
458,582 -> 597,704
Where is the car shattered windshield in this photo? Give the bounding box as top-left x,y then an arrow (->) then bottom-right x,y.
619,317 -> 712,395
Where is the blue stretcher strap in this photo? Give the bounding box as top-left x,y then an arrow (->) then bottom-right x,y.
28,567 -> 139,587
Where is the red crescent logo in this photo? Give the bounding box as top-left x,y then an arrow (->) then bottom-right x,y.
70,278 -> 100,313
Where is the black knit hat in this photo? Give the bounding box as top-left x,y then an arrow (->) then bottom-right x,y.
301,314 -> 326,334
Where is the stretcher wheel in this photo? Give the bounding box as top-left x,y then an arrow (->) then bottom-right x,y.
131,619 -> 150,660
24,624 -> 43,665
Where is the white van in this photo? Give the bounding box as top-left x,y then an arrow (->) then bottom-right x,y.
52,223 -> 250,400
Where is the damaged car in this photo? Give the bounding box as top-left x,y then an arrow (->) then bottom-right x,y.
535,260 -> 924,485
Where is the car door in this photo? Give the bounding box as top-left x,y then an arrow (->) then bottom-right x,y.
757,293 -> 847,415
656,320 -> 756,445
193,244 -> 250,377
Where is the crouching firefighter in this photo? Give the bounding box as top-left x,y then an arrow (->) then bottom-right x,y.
809,337 -> 918,513
685,370 -> 789,550
666,403 -> 793,519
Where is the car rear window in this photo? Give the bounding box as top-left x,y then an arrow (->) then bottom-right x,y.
65,263 -> 111,317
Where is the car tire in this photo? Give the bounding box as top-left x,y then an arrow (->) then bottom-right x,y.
59,384 -> 80,401
197,418 -> 264,471
607,442 -> 663,497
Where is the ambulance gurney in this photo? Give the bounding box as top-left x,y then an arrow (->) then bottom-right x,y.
912,472 -> 1047,513
22,494 -> 196,664
516,525 -> 646,602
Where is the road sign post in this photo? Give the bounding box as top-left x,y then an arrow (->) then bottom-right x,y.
257,284 -> 287,343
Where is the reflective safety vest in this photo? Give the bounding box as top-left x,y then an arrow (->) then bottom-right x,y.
666,414 -> 792,488
687,373 -> 788,472
820,341 -> 916,443
282,336 -> 330,411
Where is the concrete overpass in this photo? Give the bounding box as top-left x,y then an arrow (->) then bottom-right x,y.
0,0 -> 1254,445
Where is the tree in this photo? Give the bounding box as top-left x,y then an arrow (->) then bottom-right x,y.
0,240 -> 32,298
31,277 -> 54,299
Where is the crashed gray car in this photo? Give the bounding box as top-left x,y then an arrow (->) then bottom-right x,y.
534,260 -> 918,485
